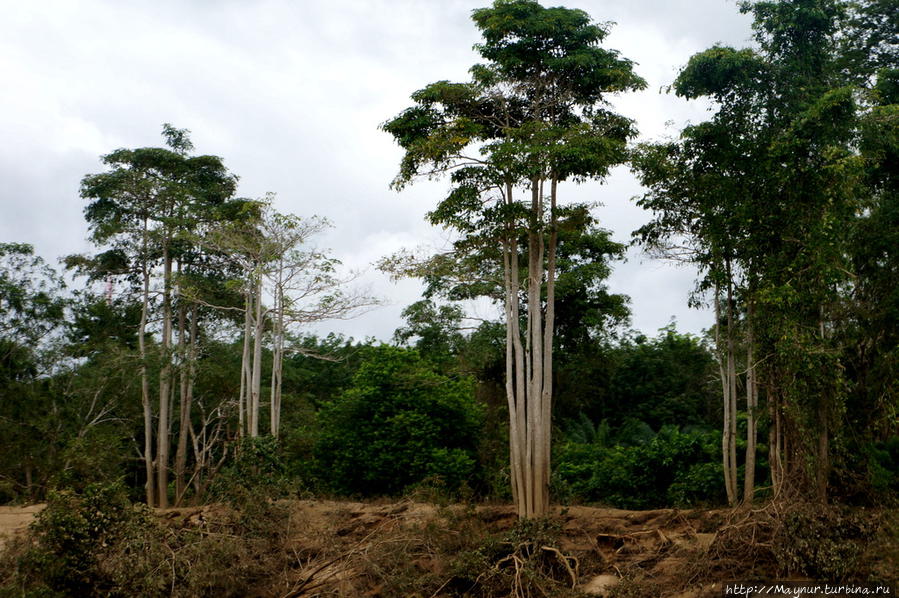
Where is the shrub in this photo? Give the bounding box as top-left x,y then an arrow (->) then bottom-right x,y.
3,481 -> 159,597
313,345 -> 483,496
775,505 -> 877,580
208,435 -> 292,507
554,424 -> 725,508
0,479 -> 294,597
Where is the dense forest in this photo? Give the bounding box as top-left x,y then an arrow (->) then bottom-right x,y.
1,0 -> 897,596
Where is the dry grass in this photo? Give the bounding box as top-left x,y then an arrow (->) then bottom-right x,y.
2,498 -> 893,597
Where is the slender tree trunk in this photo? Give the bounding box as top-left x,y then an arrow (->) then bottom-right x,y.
270,285 -> 284,438
139,220 -> 155,507
817,414 -> 829,502
817,312 -> 829,502
725,266 -> 738,503
503,219 -> 523,513
539,177 -> 558,515
743,308 -> 757,503
782,414 -> 790,492
175,300 -> 187,504
716,284 -> 736,505
175,304 -> 197,506
239,290 -> 252,437
190,422 -> 203,498
526,180 -> 541,518
250,276 -> 264,437
504,181 -> 528,517
769,373 -> 782,497
157,246 -> 173,509
24,462 -> 33,501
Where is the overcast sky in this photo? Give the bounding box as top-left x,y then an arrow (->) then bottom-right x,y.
0,0 -> 755,341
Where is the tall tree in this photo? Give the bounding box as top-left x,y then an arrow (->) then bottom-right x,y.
632,56 -> 767,502
77,124 -> 238,507
260,209 -> 375,438
634,0 -> 867,502
198,198 -> 375,438
0,243 -> 66,500
383,0 -> 644,517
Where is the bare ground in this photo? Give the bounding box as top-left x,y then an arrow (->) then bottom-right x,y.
3,499 -> 894,597
268,500 -> 731,596
0,504 -> 44,551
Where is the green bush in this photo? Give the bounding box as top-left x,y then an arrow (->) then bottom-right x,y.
208,435 -> 292,506
869,435 -> 899,496
51,430 -> 129,494
4,481 -> 158,597
0,479 -> 293,597
313,345 -> 483,496
554,424 -> 725,508
775,505 -> 877,580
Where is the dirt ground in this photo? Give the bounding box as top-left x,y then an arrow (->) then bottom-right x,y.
0,504 -> 45,550
3,499 -> 893,597
268,499 -> 731,596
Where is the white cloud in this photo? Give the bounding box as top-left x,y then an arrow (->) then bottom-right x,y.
0,0 -> 755,340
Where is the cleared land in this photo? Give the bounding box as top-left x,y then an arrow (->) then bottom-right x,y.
2,500 -> 895,597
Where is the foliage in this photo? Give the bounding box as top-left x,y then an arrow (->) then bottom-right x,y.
313,345 -> 483,496
0,481 -> 295,598
0,243 -> 66,350
554,325 -> 719,426
607,327 -> 718,429
0,245 -> 66,498
775,504 -> 878,580
554,424 -> 725,508
867,436 -> 899,496
394,299 -> 466,369
3,482 -> 154,597
0,253 -> 140,503
208,435 -> 293,509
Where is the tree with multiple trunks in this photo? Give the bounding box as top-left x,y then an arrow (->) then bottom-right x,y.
198,197 -> 375,440
383,0 -> 645,517
76,124 -> 239,507
633,0 -> 899,503
631,45 -> 769,503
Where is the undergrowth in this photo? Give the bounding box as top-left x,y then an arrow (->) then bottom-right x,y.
0,479 -> 293,598
688,500 -> 885,584
2,492 -> 893,598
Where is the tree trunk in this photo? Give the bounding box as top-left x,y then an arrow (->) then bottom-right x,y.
502,175 -> 555,520
504,181 -> 528,517
175,304 -> 197,506
817,411 -> 829,502
716,284 -> 737,505
743,309 -> 757,503
139,221 -> 155,507
157,246 -> 173,509
239,291 -> 252,437
769,374 -> 782,497
725,267 -> 738,504
270,285 -> 284,438
24,461 -> 33,502
250,276 -> 264,437
503,232 -> 521,512
540,179 -> 557,514
816,312 -> 829,502
174,300 -> 187,505
526,179 -> 541,518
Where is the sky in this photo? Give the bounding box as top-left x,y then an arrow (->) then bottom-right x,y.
0,0 -> 755,342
